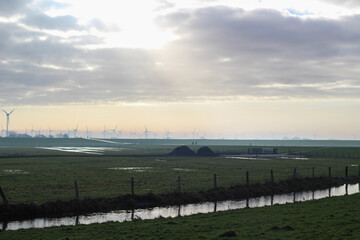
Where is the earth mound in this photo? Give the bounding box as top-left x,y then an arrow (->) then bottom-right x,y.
196,146 -> 217,156
168,146 -> 195,156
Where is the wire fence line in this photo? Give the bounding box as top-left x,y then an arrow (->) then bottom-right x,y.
0,165 -> 359,205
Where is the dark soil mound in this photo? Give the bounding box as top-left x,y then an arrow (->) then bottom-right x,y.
169,146 -> 195,156
197,146 -> 217,156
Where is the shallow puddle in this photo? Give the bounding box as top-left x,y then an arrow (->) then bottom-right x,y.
1,183 -> 358,231
108,167 -> 154,172
225,156 -> 269,160
38,147 -> 125,155
278,157 -> 309,160
108,167 -> 196,172
172,168 -> 196,172
2,170 -> 29,175
155,159 -> 167,162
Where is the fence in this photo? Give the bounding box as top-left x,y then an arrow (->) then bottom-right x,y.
1,165 -> 359,205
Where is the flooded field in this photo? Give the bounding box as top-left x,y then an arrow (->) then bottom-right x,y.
1,183 -> 358,231
37,147 -> 129,155
108,167 -> 154,172
1,170 -> 29,175
108,167 -> 196,172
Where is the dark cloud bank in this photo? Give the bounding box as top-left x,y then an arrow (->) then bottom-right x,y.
1,3 -> 360,105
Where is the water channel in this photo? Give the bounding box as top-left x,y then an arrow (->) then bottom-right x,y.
1,183 -> 359,231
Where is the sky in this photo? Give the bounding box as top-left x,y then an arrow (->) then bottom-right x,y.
1,0 -> 360,139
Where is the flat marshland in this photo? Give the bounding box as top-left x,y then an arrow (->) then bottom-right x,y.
1,147 -> 360,204
0,138 -> 360,239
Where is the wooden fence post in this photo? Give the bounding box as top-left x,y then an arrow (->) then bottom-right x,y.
328,167 -> 331,177
270,169 -> 274,183
74,180 -> 79,199
0,186 -> 8,205
178,176 -> 181,192
213,174 -> 217,189
293,168 -> 297,180
345,166 -> 348,179
131,177 -> 135,196
246,171 -> 249,185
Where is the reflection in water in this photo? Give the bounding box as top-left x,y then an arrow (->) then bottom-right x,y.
75,215 -> 79,226
2,221 -> 7,231
131,209 -> 135,221
1,183 -> 358,231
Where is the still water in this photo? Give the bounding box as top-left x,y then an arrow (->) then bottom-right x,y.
1,183 -> 359,231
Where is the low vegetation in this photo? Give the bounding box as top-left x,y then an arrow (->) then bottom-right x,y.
0,140 -> 359,204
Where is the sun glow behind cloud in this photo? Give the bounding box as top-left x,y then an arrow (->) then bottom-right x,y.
43,0 -> 178,49
2,0 -> 360,139
39,0 -> 360,49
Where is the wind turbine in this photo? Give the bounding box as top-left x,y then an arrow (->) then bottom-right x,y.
48,127 -> 53,138
164,129 -> 171,139
72,124 -> 79,138
30,125 -> 35,137
144,125 -> 150,139
192,129 -> 199,139
86,126 -> 91,139
102,126 -> 109,139
2,109 -> 14,137
111,125 -> 118,139
117,129 -> 123,139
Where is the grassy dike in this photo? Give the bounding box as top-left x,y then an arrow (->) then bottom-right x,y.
1,192 -> 360,239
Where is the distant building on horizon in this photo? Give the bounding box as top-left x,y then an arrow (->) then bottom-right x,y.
248,147 -> 277,154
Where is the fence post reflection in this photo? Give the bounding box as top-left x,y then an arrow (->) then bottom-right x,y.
346,184 -> 348,195
293,192 -> 296,203
2,221 -> 8,231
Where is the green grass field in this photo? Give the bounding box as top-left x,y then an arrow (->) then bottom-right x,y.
0,138 -> 359,204
1,138 -> 360,238
1,191 -> 360,239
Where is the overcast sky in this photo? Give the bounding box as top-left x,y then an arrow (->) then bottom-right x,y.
1,0 -> 360,139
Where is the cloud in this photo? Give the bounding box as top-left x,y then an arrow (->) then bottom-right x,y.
2,5 -> 360,106
23,13 -> 84,31
0,0 -> 29,16
154,0 -> 176,11
320,0 -> 360,8
155,7 -> 360,97
37,0 -> 72,10
87,18 -> 121,32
